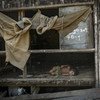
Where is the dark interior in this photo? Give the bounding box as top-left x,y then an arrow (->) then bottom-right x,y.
29,29 -> 59,49
0,52 -> 95,78
27,52 -> 95,75
1,11 -> 18,21
26,9 -> 60,49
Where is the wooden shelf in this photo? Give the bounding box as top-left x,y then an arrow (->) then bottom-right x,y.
0,2 -> 94,12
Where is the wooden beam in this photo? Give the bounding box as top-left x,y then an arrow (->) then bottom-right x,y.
0,75 -> 94,87
0,68 -> 94,86
0,49 -> 95,55
0,2 -> 94,12
94,0 -> 99,88
96,0 -> 100,87
1,88 -> 100,100
30,49 -> 95,53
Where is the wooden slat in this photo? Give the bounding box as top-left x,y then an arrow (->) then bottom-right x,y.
0,77 -> 94,87
0,2 -> 94,12
1,88 -> 100,100
30,49 -> 95,53
0,49 -> 95,55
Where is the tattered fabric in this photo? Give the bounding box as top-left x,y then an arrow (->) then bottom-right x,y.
0,7 -> 91,70
0,12 -> 31,70
32,7 -> 92,37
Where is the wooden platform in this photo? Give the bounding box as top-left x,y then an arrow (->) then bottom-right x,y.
0,69 -> 95,87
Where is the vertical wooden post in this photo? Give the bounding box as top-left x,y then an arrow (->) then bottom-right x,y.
94,0 -> 99,88
23,65 -> 27,78
59,8 -> 64,50
97,0 -> 100,88
99,20 -> 100,87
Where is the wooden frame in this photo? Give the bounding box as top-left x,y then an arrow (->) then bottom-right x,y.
0,2 -> 98,88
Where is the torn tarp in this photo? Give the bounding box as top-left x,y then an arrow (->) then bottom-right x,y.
0,7 -> 92,70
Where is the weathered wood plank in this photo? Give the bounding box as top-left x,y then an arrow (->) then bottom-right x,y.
0,77 -> 94,87
1,88 -> 100,100
0,68 -> 95,86
0,2 -> 94,12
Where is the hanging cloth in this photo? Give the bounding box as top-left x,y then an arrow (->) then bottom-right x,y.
0,7 -> 92,70
0,12 -> 32,70
31,7 -> 92,38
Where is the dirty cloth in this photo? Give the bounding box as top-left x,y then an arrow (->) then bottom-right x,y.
32,7 -> 92,37
0,12 -> 31,70
0,7 -> 91,70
